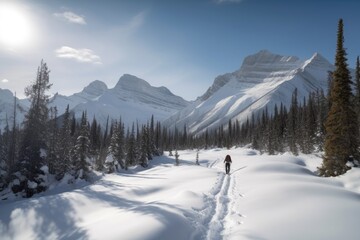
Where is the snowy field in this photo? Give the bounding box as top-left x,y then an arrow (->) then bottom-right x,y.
1,148 -> 360,240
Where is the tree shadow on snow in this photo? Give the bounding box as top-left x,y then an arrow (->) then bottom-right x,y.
0,194 -> 89,240
76,183 -> 194,239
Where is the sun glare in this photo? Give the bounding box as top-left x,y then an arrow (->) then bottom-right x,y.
0,3 -> 34,50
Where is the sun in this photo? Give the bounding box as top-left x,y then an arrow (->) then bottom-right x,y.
0,3 -> 34,50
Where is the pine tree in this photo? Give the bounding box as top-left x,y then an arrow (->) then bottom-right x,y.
196,150 -> 200,165
125,123 -> 137,169
355,57 -> 360,107
18,60 -> 52,197
55,105 -> 73,180
109,119 -> 125,170
320,19 -> 359,176
354,57 -> 360,140
287,88 -> 299,155
47,107 -> 59,175
96,116 -> 109,171
175,149 -> 180,166
0,129 -> 8,190
139,125 -> 149,167
74,112 -> 90,179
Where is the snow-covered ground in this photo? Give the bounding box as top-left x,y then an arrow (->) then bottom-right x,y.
1,148 -> 360,240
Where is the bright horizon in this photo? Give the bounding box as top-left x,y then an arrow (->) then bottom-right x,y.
0,0 -> 360,100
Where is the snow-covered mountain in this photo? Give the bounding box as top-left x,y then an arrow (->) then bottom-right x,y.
0,74 -> 189,129
0,88 -> 30,129
164,50 -> 335,134
67,74 -> 190,127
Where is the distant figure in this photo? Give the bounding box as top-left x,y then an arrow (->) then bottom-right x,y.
224,155 -> 232,174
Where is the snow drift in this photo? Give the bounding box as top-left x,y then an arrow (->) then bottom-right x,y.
1,148 -> 359,240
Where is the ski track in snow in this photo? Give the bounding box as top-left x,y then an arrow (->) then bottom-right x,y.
199,158 -> 244,240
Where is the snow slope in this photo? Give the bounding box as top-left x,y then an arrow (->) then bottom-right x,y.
164,50 -> 335,134
0,88 -> 30,129
69,74 -> 190,127
1,148 -> 359,240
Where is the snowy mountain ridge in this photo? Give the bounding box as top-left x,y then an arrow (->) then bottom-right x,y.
164,50 -> 335,134
0,74 -> 190,129
0,50 -> 341,132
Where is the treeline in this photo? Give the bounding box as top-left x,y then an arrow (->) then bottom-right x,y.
193,88 -> 328,156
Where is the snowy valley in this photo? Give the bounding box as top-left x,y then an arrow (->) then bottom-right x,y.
1,147 -> 359,240
1,49 -> 359,240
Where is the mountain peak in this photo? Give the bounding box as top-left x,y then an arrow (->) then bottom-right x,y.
242,50 -> 300,67
115,74 -> 151,91
82,80 -> 108,95
302,52 -> 333,71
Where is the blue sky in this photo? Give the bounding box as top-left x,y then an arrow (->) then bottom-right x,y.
0,0 -> 359,100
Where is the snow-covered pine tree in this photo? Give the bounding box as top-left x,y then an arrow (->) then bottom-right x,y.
55,105 -> 73,180
108,119 -> 125,171
154,121 -> 162,155
73,111 -> 90,179
196,150 -> 199,165
125,123 -> 137,170
90,117 -> 101,158
95,116 -> 109,171
175,149 -> 180,166
47,107 -> 59,175
18,60 -> 52,197
139,125 -> 148,168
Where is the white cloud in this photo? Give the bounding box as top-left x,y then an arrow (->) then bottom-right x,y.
53,11 -> 86,25
214,0 -> 244,4
2,79 -> 9,83
55,46 -> 102,64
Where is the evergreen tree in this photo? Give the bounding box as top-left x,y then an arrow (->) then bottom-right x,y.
139,125 -> 149,167
0,129 -> 8,190
287,88 -> 299,155
354,57 -> 360,138
56,105 -> 73,180
320,19 -> 359,176
196,150 -> 200,165
355,56 -> 360,107
125,123 -> 137,169
175,149 -> 180,166
109,119 -> 125,170
73,112 -> 90,179
8,94 -> 18,174
47,107 -> 59,174
96,116 -> 109,171
18,60 -> 52,197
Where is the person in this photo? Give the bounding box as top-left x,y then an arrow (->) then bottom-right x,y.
224,155 -> 232,174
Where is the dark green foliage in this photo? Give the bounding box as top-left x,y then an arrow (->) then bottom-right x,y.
125,124 -> 137,170
17,60 -> 52,197
73,112 -> 90,179
175,149 -> 179,166
320,19 -> 359,176
109,119 -> 125,170
55,105 -> 73,180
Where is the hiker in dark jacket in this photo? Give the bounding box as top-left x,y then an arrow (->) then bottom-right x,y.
224,155 -> 232,174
